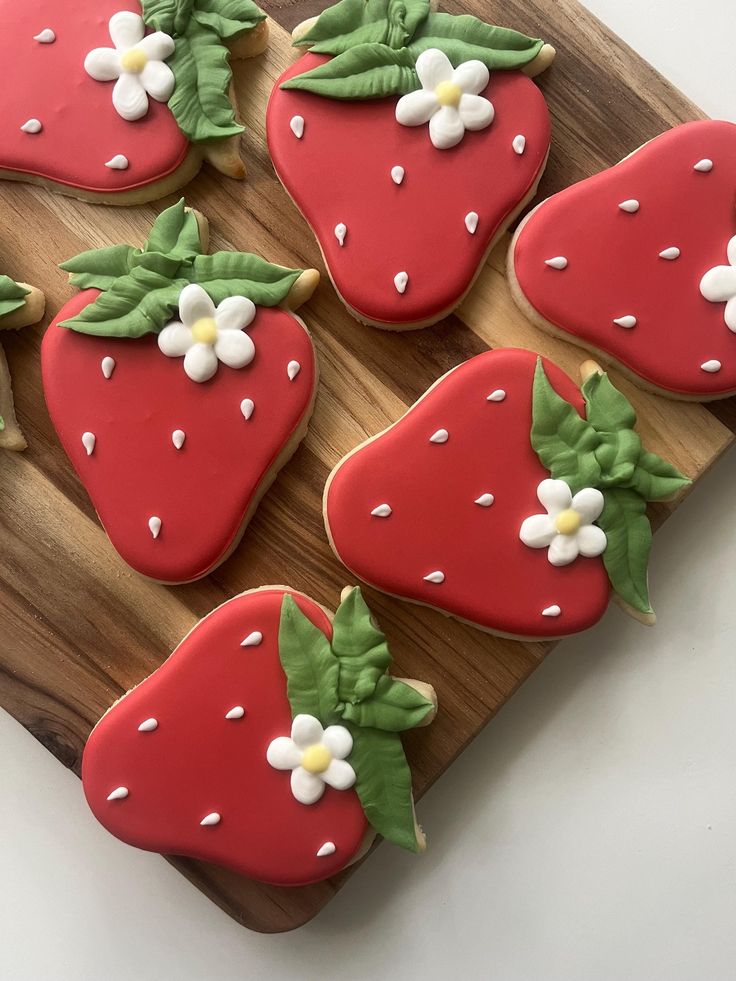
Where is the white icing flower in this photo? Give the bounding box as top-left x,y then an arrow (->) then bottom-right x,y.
158,284 -> 256,383
266,714 -> 356,805
700,235 -> 736,332
395,48 -> 494,150
519,479 -> 607,567
84,11 -> 175,121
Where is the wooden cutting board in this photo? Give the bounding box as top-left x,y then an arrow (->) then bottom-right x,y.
0,0 -> 732,933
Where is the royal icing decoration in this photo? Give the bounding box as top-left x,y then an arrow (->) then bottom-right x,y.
287,360 -> 301,380
101,356 -> 115,378
240,398 -> 255,420
371,503 -> 392,517
511,120 -> 736,399
465,211 -> 479,234
104,154 -> 129,170
82,431 -> 96,456
542,604 -> 561,617
172,429 -> 185,449
240,630 -> 263,647
391,165 -> 405,185
334,222 -> 347,246
545,256 -> 568,270
148,515 -> 162,539
513,134 -> 526,155
429,428 -> 448,443
324,349 -> 689,638
290,115 -> 305,138
138,718 -> 158,732
20,119 -> 42,134
82,588 -> 436,885
33,29 -> 56,43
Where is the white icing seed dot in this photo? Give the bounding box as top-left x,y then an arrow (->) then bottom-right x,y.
290,115 -> 305,139
240,398 -> 255,420
464,211 -> 479,235
241,631 -> 263,647
138,718 -> 158,732
613,315 -> 637,329
394,271 -> 409,294
371,504 -> 392,517
172,429 -> 186,449
334,222 -> 347,246
545,256 -> 568,270
148,516 -> 162,540
21,118 -> 43,134
225,706 -> 245,720
659,247 -> 680,260
512,134 -> 526,155
105,154 -> 129,170
107,787 -> 129,801
287,360 -> 301,381
34,28 -> 56,43
82,432 -> 96,456
618,199 -> 640,213
316,841 -> 336,857
200,812 -> 221,827
101,356 -> 115,379
701,359 -> 722,373
391,165 -> 405,185
542,605 -> 561,617
474,493 -> 494,507
486,389 -> 506,402
429,428 -> 449,444
424,571 -> 445,584
694,158 -> 713,172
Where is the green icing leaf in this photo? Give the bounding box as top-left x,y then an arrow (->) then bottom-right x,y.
408,13 -> 543,69
629,450 -> 691,502
60,245 -> 137,291
282,42 -> 418,99
191,253 -> 302,306
342,675 -> 433,731
597,488 -> 653,615
0,275 -> 30,318
193,0 -> 265,38
277,595 -> 341,724
143,199 -> 203,260
331,586 -> 392,702
295,0 -> 431,55
346,723 -> 421,851
140,0 -> 186,35
581,370 -> 637,433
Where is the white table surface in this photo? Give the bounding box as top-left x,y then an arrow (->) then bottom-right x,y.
2,2 -> 735,979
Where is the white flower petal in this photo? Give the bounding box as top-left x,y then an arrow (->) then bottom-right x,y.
571,487 -> 604,524
548,534 -> 580,566
141,60 -> 175,103
415,48 -> 453,89
291,767 -> 325,805
700,265 -> 736,303
112,73 -> 149,120
84,47 -> 121,81
395,89 -> 439,126
458,92 -> 494,131
537,478 -> 572,516
728,235 -> 736,268
452,59 -> 489,95
215,295 -> 256,332
322,758 -> 356,791
266,736 -> 301,771
183,343 -> 218,383
322,725 -> 353,760
214,330 -> 255,370
726,296 -> 736,333
429,105 -> 465,149
179,284 -> 216,327
109,10 -> 145,50
291,714 -> 324,749
138,31 -> 175,62
158,321 -> 194,357
520,513 -> 558,548
577,524 -> 608,558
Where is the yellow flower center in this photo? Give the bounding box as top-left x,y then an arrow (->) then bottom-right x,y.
190,317 -> 218,345
435,80 -> 463,107
301,744 -> 332,774
120,48 -> 148,74
555,508 -> 582,536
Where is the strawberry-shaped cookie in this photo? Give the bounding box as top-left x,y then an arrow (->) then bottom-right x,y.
510,120 -> 736,400
325,349 -> 690,638
267,0 -> 554,330
82,586 -> 437,886
0,267 -> 45,451
42,200 -> 320,583
2,0 -> 268,203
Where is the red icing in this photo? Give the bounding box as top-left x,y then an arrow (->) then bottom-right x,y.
3,0 -> 189,194
325,348 -> 611,638
267,54 -> 550,327
42,290 -> 316,582
82,588 -> 369,887
513,121 -> 736,398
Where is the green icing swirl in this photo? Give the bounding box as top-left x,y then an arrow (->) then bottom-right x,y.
0,275 -> 30,319
282,0 -> 544,100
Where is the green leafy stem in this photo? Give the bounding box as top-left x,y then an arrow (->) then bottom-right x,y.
282,0 -> 545,100
0,275 -> 30,319
531,359 -> 691,616
141,0 -> 266,143
59,199 -> 303,339
278,588 -> 435,852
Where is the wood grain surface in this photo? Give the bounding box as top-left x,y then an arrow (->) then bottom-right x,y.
0,0 -> 732,933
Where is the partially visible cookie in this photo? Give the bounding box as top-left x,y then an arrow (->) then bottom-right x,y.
0,274 -> 45,451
